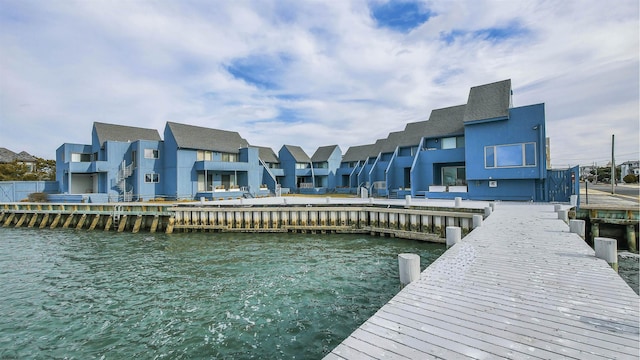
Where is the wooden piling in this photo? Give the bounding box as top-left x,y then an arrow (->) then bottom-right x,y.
39,213 -> 49,228
15,213 -> 27,227
627,225 -> 637,253
3,212 -> 15,227
50,213 -> 61,229
76,214 -> 87,230
88,214 -> 100,231
132,215 -> 143,233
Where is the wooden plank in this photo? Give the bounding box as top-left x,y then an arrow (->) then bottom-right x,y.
325,204 -> 640,359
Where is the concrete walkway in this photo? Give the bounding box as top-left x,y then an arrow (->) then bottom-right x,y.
325,203 -> 639,359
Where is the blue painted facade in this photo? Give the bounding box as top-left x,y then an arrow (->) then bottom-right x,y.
52,79 -> 571,203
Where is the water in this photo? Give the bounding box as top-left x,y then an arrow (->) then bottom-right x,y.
0,228 -> 445,359
619,252 -> 640,295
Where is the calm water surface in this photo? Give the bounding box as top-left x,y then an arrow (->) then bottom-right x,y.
0,228 -> 445,359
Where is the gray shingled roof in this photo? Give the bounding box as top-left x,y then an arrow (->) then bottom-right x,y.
463,79 -> 511,122
342,144 -> 377,162
93,122 -> 162,148
282,145 -> 311,163
167,122 -> 249,153
255,146 -> 279,163
311,145 -> 340,162
405,104 -> 466,140
0,148 -> 36,163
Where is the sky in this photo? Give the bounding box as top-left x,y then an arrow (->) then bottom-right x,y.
0,0 -> 638,168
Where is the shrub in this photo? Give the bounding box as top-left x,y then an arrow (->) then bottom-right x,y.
28,192 -> 48,202
623,174 -> 638,183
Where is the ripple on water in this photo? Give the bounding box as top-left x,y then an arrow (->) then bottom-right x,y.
0,228 -> 444,359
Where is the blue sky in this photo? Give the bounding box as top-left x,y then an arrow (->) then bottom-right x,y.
0,0 -> 638,168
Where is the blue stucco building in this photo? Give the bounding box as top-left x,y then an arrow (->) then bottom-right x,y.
55,79 -> 576,203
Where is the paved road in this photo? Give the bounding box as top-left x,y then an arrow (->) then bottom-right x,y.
581,183 -> 639,205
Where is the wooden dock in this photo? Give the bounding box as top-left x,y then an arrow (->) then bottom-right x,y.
325,204 -> 640,359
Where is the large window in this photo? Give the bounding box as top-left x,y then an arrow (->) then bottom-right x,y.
442,166 -> 466,186
295,163 -> 308,169
144,149 -> 159,159
313,162 -> 328,169
485,143 -> 536,168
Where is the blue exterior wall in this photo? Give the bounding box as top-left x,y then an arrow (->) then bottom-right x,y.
464,103 -> 546,200
0,181 -> 58,202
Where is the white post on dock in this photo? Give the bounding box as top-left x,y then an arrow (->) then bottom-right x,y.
472,214 -> 483,228
489,202 -> 496,211
446,226 -> 461,248
570,195 -> 578,207
557,209 -> 568,223
326,197 -> 331,204
569,219 -> 585,239
405,195 -> 412,207
554,204 -> 562,212
454,197 -> 462,208
398,253 -> 420,288
484,206 -> 492,217
594,237 -> 618,272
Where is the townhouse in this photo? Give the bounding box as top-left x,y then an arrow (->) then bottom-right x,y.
55,79 -> 576,202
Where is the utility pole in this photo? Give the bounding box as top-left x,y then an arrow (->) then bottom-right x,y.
611,134 -> 615,194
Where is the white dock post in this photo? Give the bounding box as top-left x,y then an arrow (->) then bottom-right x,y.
454,197 -> 462,208
472,214 -> 483,228
554,204 -> 562,212
594,237 -> 618,272
326,197 -> 331,204
489,202 -> 496,211
569,219 -> 586,238
484,206 -> 492,217
570,195 -> 578,207
558,209 -> 568,222
369,197 -> 374,204
398,253 -> 420,288
405,195 -> 412,206
283,198 -> 287,205
446,226 -> 461,248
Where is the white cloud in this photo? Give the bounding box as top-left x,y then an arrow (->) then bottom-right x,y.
0,0 -> 637,168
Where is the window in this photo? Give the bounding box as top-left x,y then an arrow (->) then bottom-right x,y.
442,136 -> 465,149
197,150 -> 212,161
221,153 -> 237,162
145,173 -> 159,183
71,153 -> 91,162
442,137 -> 457,149
442,166 -> 466,186
295,163 -> 308,169
144,149 -> 159,159
131,150 -> 137,168
314,162 -> 328,169
485,143 -> 536,168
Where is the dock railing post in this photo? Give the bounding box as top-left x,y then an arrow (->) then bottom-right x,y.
472,214 -> 483,228
594,237 -> 618,272
558,209 -> 569,223
405,195 -> 411,207
446,226 -> 461,248
484,206 -> 492,217
569,219 -> 585,239
398,253 -> 420,288
454,197 -> 462,208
